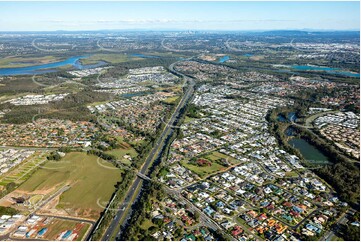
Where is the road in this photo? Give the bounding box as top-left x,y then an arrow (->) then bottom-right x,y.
31,185 -> 70,213
99,61 -> 195,241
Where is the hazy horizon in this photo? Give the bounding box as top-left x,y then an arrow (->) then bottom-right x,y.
0,1 -> 359,32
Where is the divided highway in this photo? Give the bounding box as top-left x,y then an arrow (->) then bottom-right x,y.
99,62 -> 195,241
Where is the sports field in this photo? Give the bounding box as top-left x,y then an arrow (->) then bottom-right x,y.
17,152 -> 122,219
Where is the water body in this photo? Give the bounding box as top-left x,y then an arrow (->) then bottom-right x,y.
130,53 -> 161,59
0,56 -> 106,76
288,138 -> 330,164
291,65 -> 360,78
218,55 -> 230,63
277,114 -> 287,122
287,112 -> 298,122
277,112 -> 298,122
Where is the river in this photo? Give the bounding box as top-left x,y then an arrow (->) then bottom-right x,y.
288,137 -> 330,164
0,56 -> 106,76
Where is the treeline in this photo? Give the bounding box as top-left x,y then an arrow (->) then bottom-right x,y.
0,206 -> 19,216
317,162 -> 359,206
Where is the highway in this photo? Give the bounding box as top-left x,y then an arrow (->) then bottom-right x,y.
99,61 -> 195,241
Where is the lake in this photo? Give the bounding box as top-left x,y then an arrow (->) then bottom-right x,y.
0,56 -> 106,76
288,138 -> 330,164
291,65 -> 360,78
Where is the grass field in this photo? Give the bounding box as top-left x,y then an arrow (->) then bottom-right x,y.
204,151 -> 240,165
181,160 -> 227,178
285,171 -> 299,177
140,218 -> 154,230
162,96 -> 180,105
17,152 -> 122,219
184,116 -> 195,124
0,56 -> 62,68
105,140 -> 138,165
80,54 -> 135,65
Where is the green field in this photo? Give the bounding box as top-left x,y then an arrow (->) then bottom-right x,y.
204,151 -> 240,165
18,152 -> 122,219
184,116 -> 195,124
105,141 -> 138,165
80,54 -> 134,65
162,96 -> 180,105
181,160 -> 227,178
140,218 -> 154,230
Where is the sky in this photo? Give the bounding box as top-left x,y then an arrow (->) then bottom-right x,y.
0,1 -> 359,31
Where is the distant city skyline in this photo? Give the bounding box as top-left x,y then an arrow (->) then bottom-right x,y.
0,1 -> 359,31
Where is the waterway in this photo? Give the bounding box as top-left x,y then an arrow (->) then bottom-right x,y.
0,56 -> 106,76
277,112 -> 298,122
218,55 -> 230,63
291,65 -> 360,78
288,138 -> 330,164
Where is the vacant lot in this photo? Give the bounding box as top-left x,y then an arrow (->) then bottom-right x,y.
41,218 -> 90,241
16,152 -> 122,219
